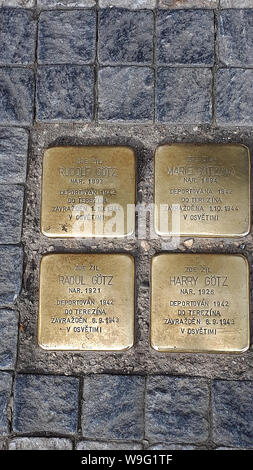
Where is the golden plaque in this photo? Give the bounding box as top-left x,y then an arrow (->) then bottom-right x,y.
38,253 -> 135,351
151,254 -> 249,353
41,146 -> 136,238
154,144 -> 251,237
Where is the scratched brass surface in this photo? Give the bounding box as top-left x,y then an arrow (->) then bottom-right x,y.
41,146 -> 136,237
154,144 -> 251,237
38,253 -> 135,351
151,254 -> 250,353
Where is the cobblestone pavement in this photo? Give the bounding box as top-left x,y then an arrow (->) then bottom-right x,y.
0,0 -> 253,451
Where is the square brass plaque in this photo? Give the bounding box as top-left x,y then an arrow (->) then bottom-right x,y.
41,146 -> 136,238
154,144 -> 251,237
38,253 -> 135,351
151,254 -> 250,353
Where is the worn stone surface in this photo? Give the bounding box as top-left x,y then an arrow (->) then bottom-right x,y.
157,9 -> 214,65
99,0 -> 156,7
13,374 -> 79,434
216,68 -> 253,126
98,9 -> 153,65
0,128 -> 28,184
36,65 -> 94,122
0,372 -> 12,435
37,0 -> 96,8
148,443 -> 197,450
38,10 -> 96,65
0,310 -> 19,370
146,376 -> 209,443
98,67 -> 153,121
0,1 -> 35,7
82,375 -> 145,440
0,186 -> 24,244
212,380 -> 253,448
8,437 -> 73,450
0,246 -> 23,307
158,0 -> 217,7
218,10 -> 253,67
0,8 -> 36,65
0,68 -> 34,125
220,0 -> 253,7
156,67 -> 212,124
77,440 -> 143,450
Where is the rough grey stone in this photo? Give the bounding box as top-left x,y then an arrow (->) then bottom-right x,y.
0,246 -> 23,307
9,438 -> 73,450
220,1 -> 253,7
0,186 -> 24,244
0,8 -> 36,65
0,128 -> 28,184
158,0 -> 217,7
98,66 -> 154,121
36,65 -> 94,122
0,68 -> 34,125
216,68 -> 253,126
157,9 -> 214,65
38,0 -> 96,7
156,67 -> 212,124
146,376 -> 209,443
0,310 -> 19,370
212,380 -> 253,448
0,372 -> 12,435
0,1 -> 35,7
99,0 -> 156,7
38,10 -> 96,65
13,374 -> 79,434
77,441 -> 143,450
148,443 -> 196,450
218,10 -> 253,67
0,440 -> 6,449
82,375 -> 145,440
99,9 -> 153,65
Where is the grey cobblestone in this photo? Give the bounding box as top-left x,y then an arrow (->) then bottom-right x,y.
212,380 -> 253,448
38,10 -> 96,65
0,128 -> 28,184
157,9 -> 214,66
0,372 -> 12,436
99,1 -> 156,8
0,310 -> 19,370
37,0 -> 96,8
156,67 -> 212,124
13,374 -> 79,434
0,1 -> 35,7
98,9 -> 153,65
82,375 -> 145,440
158,0 -> 218,7
216,68 -> 253,126
220,1 -> 253,7
0,68 -> 34,125
0,186 -> 24,244
98,66 -> 154,121
146,376 -> 209,443
0,246 -> 23,307
218,10 -> 253,67
0,8 -> 36,65
36,65 -> 94,122
8,437 -> 73,450
77,440 -> 143,450
148,443 -> 197,450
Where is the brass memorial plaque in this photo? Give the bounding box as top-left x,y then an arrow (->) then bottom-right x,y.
154,144 -> 251,237
38,253 -> 135,351
151,254 -> 249,353
41,146 -> 136,237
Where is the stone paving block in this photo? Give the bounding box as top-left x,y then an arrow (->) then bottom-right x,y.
99,0 -> 156,7
98,66 -> 153,121
98,9 -> 153,65
220,1 -> 253,7
0,440 -> 6,449
0,68 -> 34,125
38,0 -> 96,7
157,9 -> 214,66
82,375 -> 145,440
38,10 -> 96,65
0,128 -> 28,184
148,443 -> 196,450
13,374 -> 79,434
36,65 -> 94,122
9,438 -> 73,450
212,380 -> 253,448
218,10 -> 253,67
216,68 -> 253,126
0,372 -> 12,436
0,8 -> 36,65
77,441 -> 143,450
146,376 -> 209,443
158,0 -> 218,7
0,246 -> 23,307
156,67 -> 212,124
0,186 -> 24,244
0,310 -> 19,370
0,1 -> 35,7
